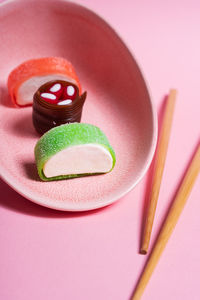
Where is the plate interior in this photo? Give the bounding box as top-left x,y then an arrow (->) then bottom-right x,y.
0,0 -> 155,210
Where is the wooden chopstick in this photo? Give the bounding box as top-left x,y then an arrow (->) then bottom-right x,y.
132,144 -> 200,300
141,89 -> 177,254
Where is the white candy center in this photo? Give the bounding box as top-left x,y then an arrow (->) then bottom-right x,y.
17,74 -> 77,105
58,99 -> 72,105
50,83 -> 61,92
41,93 -> 56,100
43,144 -> 113,178
67,85 -> 75,96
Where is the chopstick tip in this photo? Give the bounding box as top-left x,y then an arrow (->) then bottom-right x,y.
169,88 -> 177,96
140,249 -> 147,255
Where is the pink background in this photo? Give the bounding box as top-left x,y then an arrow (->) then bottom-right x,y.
0,0 -> 200,300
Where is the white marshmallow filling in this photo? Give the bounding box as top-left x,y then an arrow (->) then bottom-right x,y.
67,85 -> 75,96
49,83 -> 62,92
58,99 -> 72,105
43,144 -> 113,178
41,93 -> 57,100
17,74 -> 76,105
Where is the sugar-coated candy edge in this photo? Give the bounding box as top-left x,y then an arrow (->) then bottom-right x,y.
34,123 -> 116,181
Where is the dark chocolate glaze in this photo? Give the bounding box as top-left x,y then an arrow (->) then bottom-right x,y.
32,80 -> 87,135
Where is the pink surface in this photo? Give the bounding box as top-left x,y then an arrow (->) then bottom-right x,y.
0,0 -> 199,299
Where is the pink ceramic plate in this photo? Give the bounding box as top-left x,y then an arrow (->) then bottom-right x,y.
0,0 -> 157,211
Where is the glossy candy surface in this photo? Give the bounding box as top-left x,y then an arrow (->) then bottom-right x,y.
40,82 -> 78,105
32,80 -> 87,134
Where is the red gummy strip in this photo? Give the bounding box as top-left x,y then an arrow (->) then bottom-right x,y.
62,84 -> 77,101
40,82 -> 78,105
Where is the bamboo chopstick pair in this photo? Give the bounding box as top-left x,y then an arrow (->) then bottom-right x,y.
131,90 -> 200,300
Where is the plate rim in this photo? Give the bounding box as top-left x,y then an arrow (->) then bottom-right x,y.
0,0 -> 158,211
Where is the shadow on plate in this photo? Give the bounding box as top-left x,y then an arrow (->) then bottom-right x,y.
0,178 -> 120,218
23,162 -> 40,181
0,85 -> 13,108
9,112 -> 39,138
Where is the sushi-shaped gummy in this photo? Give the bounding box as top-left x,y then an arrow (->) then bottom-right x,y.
32,80 -> 87,135
34,123 -> 116,181
7,57 -> 81,107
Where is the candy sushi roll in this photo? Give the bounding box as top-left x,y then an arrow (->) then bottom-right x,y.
7,57 -> 81,107
34,123 -> 116,181
32,80 -> 87,134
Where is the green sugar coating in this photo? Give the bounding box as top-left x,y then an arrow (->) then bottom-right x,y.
34,123 -> 116,181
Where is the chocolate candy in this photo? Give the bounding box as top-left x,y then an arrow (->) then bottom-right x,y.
32,80 -> 86,134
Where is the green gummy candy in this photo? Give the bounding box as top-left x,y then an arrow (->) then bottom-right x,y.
34,123 -> 116,181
